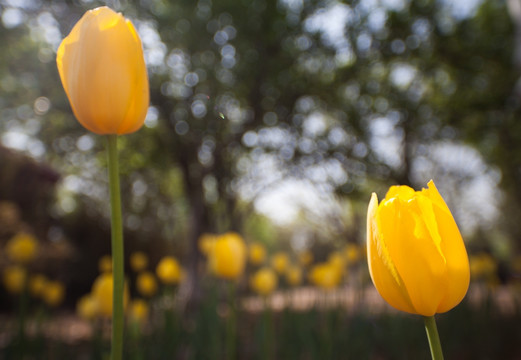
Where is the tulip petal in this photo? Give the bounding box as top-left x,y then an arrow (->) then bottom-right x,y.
367,193 -> 416,314
383,196 -> 447,316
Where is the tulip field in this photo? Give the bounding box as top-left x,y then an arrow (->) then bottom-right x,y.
3,0 -> 521,359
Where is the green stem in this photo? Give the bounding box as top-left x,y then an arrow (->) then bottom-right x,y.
226,282 -> 236,360
423,316 -> 444,360
106,134 -> 124,360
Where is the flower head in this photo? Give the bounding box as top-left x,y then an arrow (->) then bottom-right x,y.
250,267 -> 278,296
56,6 -> 149,135
136,271 -> 158,297
130,251 -> 148,272
208,232 -> 246,280
156,256 -> 182,285
6,233 -> 38,264
248,242 -> 267,266
366,180 -> 470,316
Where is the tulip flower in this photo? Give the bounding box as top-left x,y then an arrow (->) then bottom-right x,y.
28,274 -> 48,298
98,255 -> 112,273
250,267 -> 278,296
91,273 -> 129,317
248,242 -> 267,265
3,266 -> 26,294
128,299 -> 149,324
309,263 -> 342,290
6,233 -> 38,264
271,252 -> 289,274
130,251 -> 148,272
208,232 -> 246,280
77,294 -> 98,321
42,280 -> 66,307
285,265 -> 303,287
56,6 -> 149,135
156,256 -> 182,285
198,233 -> 217,256
367,180 -> 470,360
136,271 -> 158,297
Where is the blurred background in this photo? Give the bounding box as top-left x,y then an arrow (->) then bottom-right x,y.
1,0 -> 521,358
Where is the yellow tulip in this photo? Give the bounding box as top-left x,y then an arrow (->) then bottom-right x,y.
309,263 -> 342,290
130,251 -> 148,272
77,294 -> 98,320
28,274 -> 48,298
367,180 -> 470,316
6,233 -> 38,264
198,233 -> 217,256
129,299 -> 149,324
208,232 -> 246,280
271,252 -> 289,274
250,267 -> 278,296
91,273 -> 129,317
328,251 -> 346,272
136,271 -> 158,297
285,265 -> 303,286
248,242 -> 267,265
98,255 -> 112,273
42,280 -> 66,307
56,6 -> 149,135
3,265 -> 26,294
298,250 -> 313,267
344,244 -> 362,264
156,256 -> 182,285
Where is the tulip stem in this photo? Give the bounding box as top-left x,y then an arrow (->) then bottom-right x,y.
423,316 -> 444,360
106,134 -> 125,360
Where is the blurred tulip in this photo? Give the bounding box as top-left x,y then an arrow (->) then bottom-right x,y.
130,251 -> 148,272
248,242 -> 267,265
271,252 -> 289,274
309,263 -> 342,290
156,256 -> 182,285
136,271 -> 158,297
367,180 -> 470,316
250,267 -> 278,296
129,299 -> 149,324
28,274 -> 48,298
6,233 -> 38,264
56,6 -> 149,135
344,243 -> 362,264
77,294 -> 98,321
328,251 -> 346,272
198,233 -> 217,256
208,232 -> 246,280
42,280 -> 65,307
285,265 -> 303,286
469,253 -> 497,280
98,255 -> 112,273
3,265 -> 26,294
298,250 -> 313,267
92,273 -> 129,317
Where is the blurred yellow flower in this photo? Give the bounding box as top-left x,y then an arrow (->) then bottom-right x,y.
208,232 -> 246,280
271,252 -> 289,274
344,243 -> 362,264
367,180 -> 470,316
3,265 -> 26,294
130,251 -> 148,272
248,242 -> 267,265
298,250 -> 314,267
250,267 -> 278,296
136,271 -> 158,297
56,6 -> 149,135
42,280 -> 65,307
309,263 -> 342,290
28,274 -> 48,298
98,255 -> 112,273
91,273 -> 129,317
285,265 -> 303,286
328,251 -> 346,272
6,233 -> 38,264
129,299 -> 149,324
156,256 -> 182,285
198,233 -> 217,256
469,253 -> 497,280
77,294 -> 98,321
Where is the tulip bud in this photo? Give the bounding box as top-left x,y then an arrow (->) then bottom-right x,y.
42,280 -> 66,307
136,271 -> 158,297
367,180 -> 470,316
271,252 -> 289,274
56,6 -> 149,135
6,233 -> 38,264
250,267 -> 278,296
156,256 -> 182,285
208,232 -> 246,280
248,242 -> 267,266
130,251 -> 148,273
